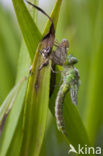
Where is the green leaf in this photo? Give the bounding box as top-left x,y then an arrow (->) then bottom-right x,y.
20,0 -> 63,156
64,96 -> 90,148
40,112 -> 69,156
43,0 -> 62,35
0,77 -> 26,130
16,41 -> 31,82
12,0 -> 42,61
0,77 -> 27,156
4,42 -> 31,156
0,1 -> 41,155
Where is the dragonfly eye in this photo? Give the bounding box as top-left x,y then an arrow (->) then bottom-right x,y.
66,54 -> 78,65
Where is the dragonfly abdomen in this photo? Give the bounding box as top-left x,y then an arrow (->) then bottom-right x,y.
55,83 -> 69,134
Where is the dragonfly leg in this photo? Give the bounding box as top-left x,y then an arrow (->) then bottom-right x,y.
39,59 -> 49,71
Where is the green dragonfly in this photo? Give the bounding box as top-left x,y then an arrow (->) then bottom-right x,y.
52,46 -> 80,134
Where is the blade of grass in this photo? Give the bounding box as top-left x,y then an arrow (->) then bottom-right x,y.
12,0 -> 42,61
3,1 -> 39,155
20,0 -> 63,156
0,0 -> 39,155
0,42 -> 31,156
0,77 -> 26,130
16,42 -> 31,82
3,42 -> 31,156
40,112 -> 69,156
64,96 -> 90,149
43,0 -> 62,35
0,77 -> 27,156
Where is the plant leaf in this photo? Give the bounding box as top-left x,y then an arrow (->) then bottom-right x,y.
12,0 -> 42,61
64,96 -> 91,148
3,42 -> 31,156
0,77 -> 26,135
43,0 -> 62,35
0,77 -> 27,156
20,0 -> 63,156
0,0 -> 41,155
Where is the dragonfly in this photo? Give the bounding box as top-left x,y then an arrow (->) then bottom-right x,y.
54,53 -> 80,134
26,1 -> 80,135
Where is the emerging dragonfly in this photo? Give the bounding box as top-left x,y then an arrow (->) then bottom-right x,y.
26,1 -> 80,135
54,53 -> 80,134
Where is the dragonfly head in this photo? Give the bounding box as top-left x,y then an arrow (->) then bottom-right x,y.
66,54 -> 78,65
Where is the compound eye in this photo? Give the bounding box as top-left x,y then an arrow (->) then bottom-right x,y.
66,54 -> 78,65
69,57 -> 78,64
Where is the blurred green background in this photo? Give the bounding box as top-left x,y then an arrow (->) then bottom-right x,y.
0,2 -> 21,105
0,0 -> 103,155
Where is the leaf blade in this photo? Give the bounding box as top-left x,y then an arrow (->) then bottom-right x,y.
20,0 -> 63,155
0,77 -> 27,156
12,0 -> 42,60
0,78 -> 26,133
